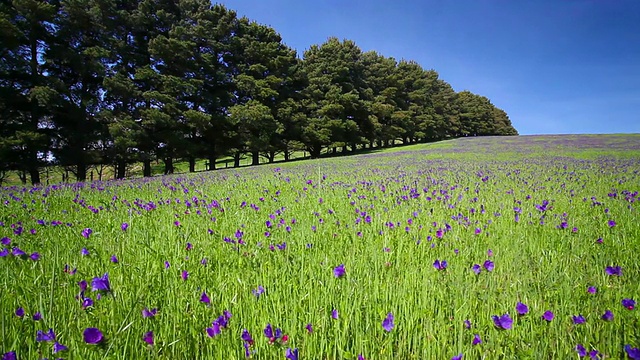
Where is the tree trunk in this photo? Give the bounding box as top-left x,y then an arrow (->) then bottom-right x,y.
268,151 -> 275,163
163,157 -> 174,175
284,147 -> 290,161
29,166 -> 40,186
234,152 -> 241,168
207,152 -> 217,171
309,146 -> 321,159
251,151 -> 259,166
116,159 -> 126,179
143,159 -> 152,177
188,156 -> 196,173
76,162 -> 87,182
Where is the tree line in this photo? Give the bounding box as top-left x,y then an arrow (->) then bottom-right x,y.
0,0 -> 518,185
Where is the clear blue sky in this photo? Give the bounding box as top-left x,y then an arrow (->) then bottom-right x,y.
216,0 -> 640,135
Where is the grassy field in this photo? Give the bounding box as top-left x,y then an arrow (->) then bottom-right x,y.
1,134 -> 639,359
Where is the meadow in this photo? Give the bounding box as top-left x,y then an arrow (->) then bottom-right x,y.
1,134 -> 639,360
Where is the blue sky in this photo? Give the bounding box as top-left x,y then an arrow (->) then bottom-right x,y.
216,0 -> 640,135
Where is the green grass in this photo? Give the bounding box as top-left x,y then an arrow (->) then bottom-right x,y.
1,134 -> 639,359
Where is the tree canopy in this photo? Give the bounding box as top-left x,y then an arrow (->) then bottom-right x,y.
0,0 -> 518,184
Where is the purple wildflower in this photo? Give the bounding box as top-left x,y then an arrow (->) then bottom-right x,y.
607,219 -> 616,228
15,307 -> 24,318
285,348 -> 299,360
433,259 -> 447,270
142,331 -> 154,345
305,323 -> 313,334
206,323 -> 220,337
110,255 -> 118,263
542,311 -> 554,322
121,223 -> 128,231
576,344 -> 587,357
622,298 -> 636,310
29,252 -> 40,261
81,248 -> 89,256
200,292 -> 210,305
252,286 -> 265,298
483,260 -> 494,272
491,314 -> 513,330
83,327 -> 103,344
472,334 -> 482,345
587,286 -> 597,294
382,312 -> 394,332
516,302 -> 529,315
332,309 -> 339,319
36,329 -> 55,342
81,228 -> 92,238
605,266 -> 622,276
471,264 -> 481,275
12,247 -> 25,257
241,329 -> 254,345
53,341 -> 68,353
181,270 -> 188,281
573,315 -> 586,324
33,312 -> 42,321
1,352 -> 16,360
333,264 -> 345,278
463,319 -> 472,329
624,345 -> 640,360
91,273 -> 111,292
601,310 -> 614,321
82,297 -> 93,309
452,354 -> 463,360
142,307 -> 158,318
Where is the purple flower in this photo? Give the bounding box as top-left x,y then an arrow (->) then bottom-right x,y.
0,237 -> 10,246
30,252 -> 40,261
121,223 -> 129,231
81,228 -> 92,238
483,260 -> 494,272
472,334 -> 482,345
433,259 -> 447,270
53,341 -> 68,353
164,261 -> 170,269
200,292 -> 210,305
110,255 -> 118,263
2,351 -> 16,360
15,307 -> 24,318
252,286 -> 265,298
285,348 -> 299,360
0,248 -> 8,257
241,329 -> 254,345
332,309 -> 339,319
358,355 -> 366,360
587,286 -> 597,294
572,315 -> 586,324
382,312 -> 394,332
263,323 -> 283,343
471,264 -> 481,275
605,266 -> 622,276
542,311 -> 554,322
206,323 -> 220,337
82,297 -> 94,309
142,331 -> 154,345
181,270 -> 188,281
33,312 -> 42,321
36,328 -> 56,342
589,350 -> 600,359
91,273 -> 111,292
463,319 -> 472,329
83,327 -> 103,344
12,247 -> 25,257
305,323 -> 313,334
142,308 -> 158,318
78,280 -> 88,292
333,264 -> 345,278
81,248 -> 89,256
491,314 -> 513,330
622,298 -> 636,310
607,219 -> 616,228
625,345 -> 640,360
452,354 -> 463,360
601,310 -> 614,321
576,344 -> 587,357
516,302 -> 529,315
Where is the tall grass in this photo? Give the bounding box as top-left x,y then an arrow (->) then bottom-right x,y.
1,135 -> 639,359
